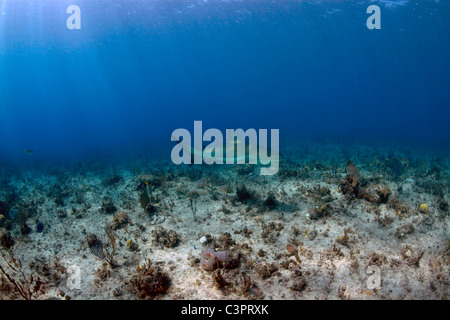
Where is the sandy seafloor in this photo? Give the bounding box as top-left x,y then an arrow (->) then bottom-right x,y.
0,140 -> 448,300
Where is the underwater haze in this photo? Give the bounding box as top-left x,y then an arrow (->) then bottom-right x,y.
0,0 -> 449,164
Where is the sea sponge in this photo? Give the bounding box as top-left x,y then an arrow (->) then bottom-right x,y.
418,203 -> 429,214
201,247 -> 229,271
200,247 -> 239,271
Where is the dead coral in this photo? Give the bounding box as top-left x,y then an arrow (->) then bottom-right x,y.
309,229 -> 318,241
152,226 -> 180,248
368,252 -> 386,267
216,232 -> 236,251
336,231 -> 350,246
291,278 -> 307,292
388,197 -> 410,217
376,213 -> 395,227
261,222 -> 284,243
241,273 -> 264,299
339,161 -> 361,199
234,226 -> 253,238
93,263 -> 110,287
376,186 -> 391,204
401,247 -> 425,267
395,223 -> 415,240
28,257 -> 65,287
257,249 -> 266,257
280,259 -> 297,270
129,259 -> 170,299
309,203 -> 334,220
212,269 -> 231,293
286,243 -> 301,264
340,162 -> 392,206
99,198 -> 117,214
363,185 -> 392,204
310,185 -> 332,202
111,211 -> 130,230
256,263 -> 278,279
290,267 -> 307,293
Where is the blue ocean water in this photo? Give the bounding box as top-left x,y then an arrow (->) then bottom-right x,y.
0,0 -> 449,165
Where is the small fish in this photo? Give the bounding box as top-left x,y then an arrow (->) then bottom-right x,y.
23,149 -> 34,155
36,222 -> 44,233
143,180 -> 151,193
